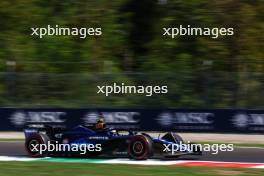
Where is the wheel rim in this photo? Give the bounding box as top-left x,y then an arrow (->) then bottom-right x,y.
28,139 -> 40,154
133,141 -> 144,154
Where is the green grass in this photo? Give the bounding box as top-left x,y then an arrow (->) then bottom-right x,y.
0,161 -> 263,176
234,143 -> 264,148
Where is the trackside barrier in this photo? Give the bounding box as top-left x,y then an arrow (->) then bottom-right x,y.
0,108 -> 264,133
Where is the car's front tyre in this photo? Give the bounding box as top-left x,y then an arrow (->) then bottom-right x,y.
128,135 -> 153,160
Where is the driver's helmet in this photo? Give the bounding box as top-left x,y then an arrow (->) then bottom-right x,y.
95,115 -> 106,130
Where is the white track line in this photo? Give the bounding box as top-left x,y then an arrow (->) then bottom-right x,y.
101,159 -> 186,165
0,156 -> 37,161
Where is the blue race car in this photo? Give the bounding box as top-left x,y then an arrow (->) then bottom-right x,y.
24,123 -> 201,160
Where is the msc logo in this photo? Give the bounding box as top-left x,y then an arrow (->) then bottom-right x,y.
9,111 -> 66,127
83,112 -> 140,124
157,112 -> 214,127
231,114 -> 249,128
156,113 -> 173,127
232,113 -> 264,129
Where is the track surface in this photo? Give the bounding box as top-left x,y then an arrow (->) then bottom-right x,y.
0,141 -> 264,163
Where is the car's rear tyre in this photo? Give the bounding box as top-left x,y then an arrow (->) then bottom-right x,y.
128,135 -> 153,160
25,133 -> 49,157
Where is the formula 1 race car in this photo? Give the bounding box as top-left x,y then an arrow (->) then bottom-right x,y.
24,124 -> 202,160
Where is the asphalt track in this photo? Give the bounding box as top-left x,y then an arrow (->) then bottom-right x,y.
0,141 -> 264,163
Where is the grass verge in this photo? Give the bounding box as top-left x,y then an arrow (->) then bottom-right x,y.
0,161 -> 263,176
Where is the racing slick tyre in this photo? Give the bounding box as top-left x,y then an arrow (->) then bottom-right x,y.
128,134 -> 153,160
25,133 -> 50,157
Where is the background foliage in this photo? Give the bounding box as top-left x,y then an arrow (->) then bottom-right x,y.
0,0 -> 263,108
